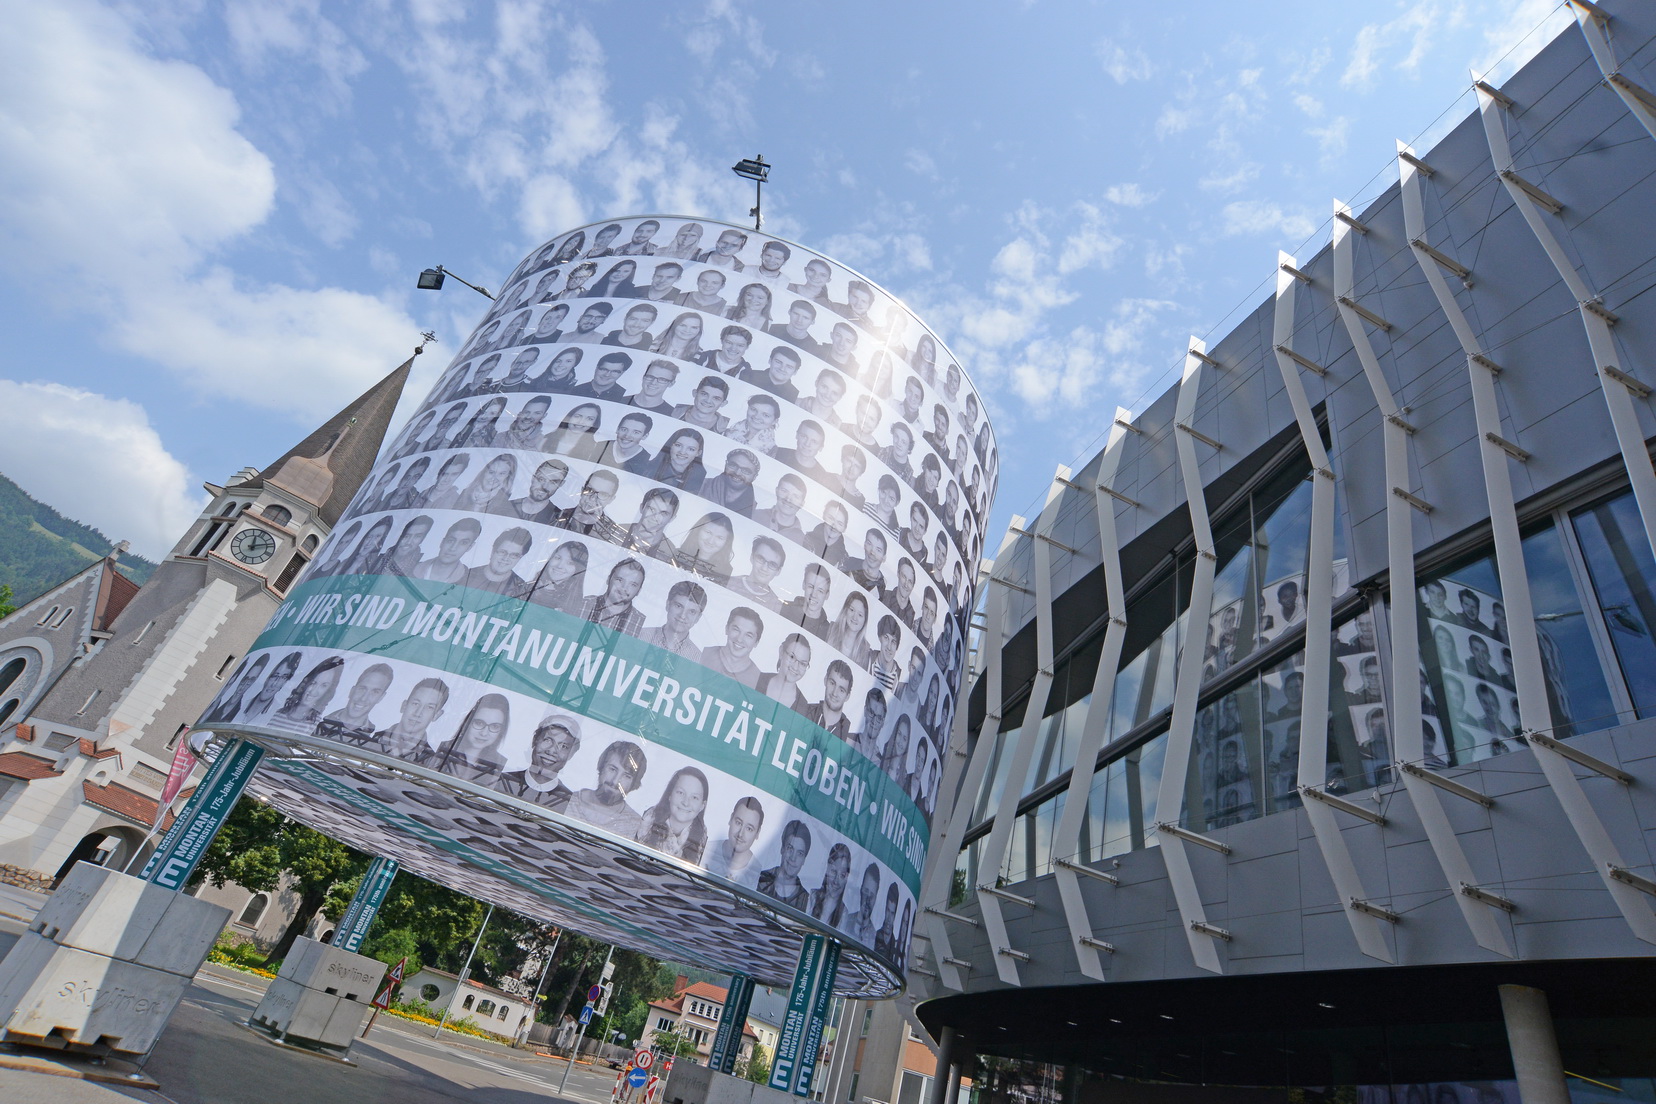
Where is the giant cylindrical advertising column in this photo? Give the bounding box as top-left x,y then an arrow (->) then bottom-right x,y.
204,216 -> 997,994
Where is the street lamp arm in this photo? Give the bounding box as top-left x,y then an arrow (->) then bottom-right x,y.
437,265 -> 496,300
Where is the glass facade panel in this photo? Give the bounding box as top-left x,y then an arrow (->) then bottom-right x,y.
1254,473 -> 1316,649
1418,524 -> 1616,763
1571,489 -> 1656,719
1202,513 -> 1256,680
1186,677 -> 1263,831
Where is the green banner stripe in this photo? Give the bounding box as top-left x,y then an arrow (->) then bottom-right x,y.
251,575 -> 930,891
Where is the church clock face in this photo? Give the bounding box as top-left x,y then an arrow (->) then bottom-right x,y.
230,528 -> 278,565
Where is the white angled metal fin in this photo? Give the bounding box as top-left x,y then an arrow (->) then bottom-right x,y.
973,496 -> 1063,984
1574,2 -> 1656,142
1275,252 -> 1394,964
1154,339 -> 1226,975
1336,196 -> 1515,958
914,667 -> 982,993
1050,416 -> 1135,979
917,538 -> 1017,991
1472,91 -> 1656,946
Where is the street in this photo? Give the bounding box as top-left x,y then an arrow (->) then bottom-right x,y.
0,916 -> 629,1104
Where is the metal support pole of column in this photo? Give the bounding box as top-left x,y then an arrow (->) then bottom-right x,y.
561,943 -> 613,1091
1154,338 -> 1226,975
975,475 -> 1068,985
1476,84 -> 1656,946
1279,251 -> 1394,964
1050,418 -> 1134,980
436,903 -> 495,1038
1334,198 -> 1515,959
926,1027 -> 959,1104
1573,2 -> 1656,142
1498,984 -> 1571,1104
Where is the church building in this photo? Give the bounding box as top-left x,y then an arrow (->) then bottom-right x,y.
0,356 -> 413,889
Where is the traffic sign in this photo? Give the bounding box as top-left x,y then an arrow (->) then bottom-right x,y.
634,1048 -> 655,1070
588,984 -> 603,1001
370,956 -> 407,1010
663,1058 -> 675,1074
629,1067 -> 649,1088
580,1006 -> 593,1025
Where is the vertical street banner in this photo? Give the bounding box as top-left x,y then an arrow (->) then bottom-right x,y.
708,972 -> 755,1075
770,936 -> 827,1093
793,940 -> 841,1097
141,738 -> 265,890
158,735 -> 197,816
333,856 -> 400,951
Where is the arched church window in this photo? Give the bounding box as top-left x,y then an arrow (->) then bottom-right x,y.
0,658 -> 27,698
261,504 -> 293,527
477,1000 -> 496,1017
301,536 -> 319,553
0,700 -> 19,727
239,893 -> 269,926
36,606 -> 58,626
463,995 -> 475,1011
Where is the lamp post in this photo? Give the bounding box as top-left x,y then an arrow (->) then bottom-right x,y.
416,265 -> 496,301
731,155 -> 770,231
435,902 -> 494,1038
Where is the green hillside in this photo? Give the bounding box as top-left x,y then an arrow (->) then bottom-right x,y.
0,472 -> 157,602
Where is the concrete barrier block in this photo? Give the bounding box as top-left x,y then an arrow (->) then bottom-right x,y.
0,934 -> 191,1054
248,938 -> 383,1053
26,864 -> 228,977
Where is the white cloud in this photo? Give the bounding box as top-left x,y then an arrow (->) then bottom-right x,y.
0,381 -> 204,560
222,0 -> 366,109
0,1 -> 418,421
1309,116 -> 1351,159
819,230 -> 933,279
904,149 -> 939,180
1221,199 -> 1318,241
1104,183 -> 1157,207
1096,37 -> 1153,84
1343,2 -> 1444,90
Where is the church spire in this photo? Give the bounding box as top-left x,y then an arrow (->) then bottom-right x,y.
228,348 -> 418,527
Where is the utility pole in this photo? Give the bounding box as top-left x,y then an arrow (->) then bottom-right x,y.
519,928 -> 561,1046
435,903 -> 494,1038
559,943 -> 613,1093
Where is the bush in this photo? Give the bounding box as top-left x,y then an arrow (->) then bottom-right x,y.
207,930 -> 278,977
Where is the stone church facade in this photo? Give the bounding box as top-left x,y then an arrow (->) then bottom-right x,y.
0,357 -> 413,888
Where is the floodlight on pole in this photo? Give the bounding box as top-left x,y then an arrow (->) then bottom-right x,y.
732,155 -> 770,231
416,265 -> 496,301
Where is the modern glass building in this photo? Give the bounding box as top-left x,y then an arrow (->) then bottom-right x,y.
913,5 -> 1656,1102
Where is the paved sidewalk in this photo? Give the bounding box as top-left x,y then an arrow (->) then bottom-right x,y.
0,881 -> 47,925
0,920 -> 626,1103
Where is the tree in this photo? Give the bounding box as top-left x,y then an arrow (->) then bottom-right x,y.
653,1028 -> 701,1059
360,926 -> 422,983
743,1043 -> 771,1084
190,796 -> 365,964
0,583 -> 14,620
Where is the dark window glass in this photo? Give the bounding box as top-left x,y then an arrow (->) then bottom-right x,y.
1571,489 -> 1656,719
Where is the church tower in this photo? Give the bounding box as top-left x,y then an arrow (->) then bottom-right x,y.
0,354 -> 415,885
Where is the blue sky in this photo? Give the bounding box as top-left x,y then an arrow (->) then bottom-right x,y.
0,0 -> 1578,559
